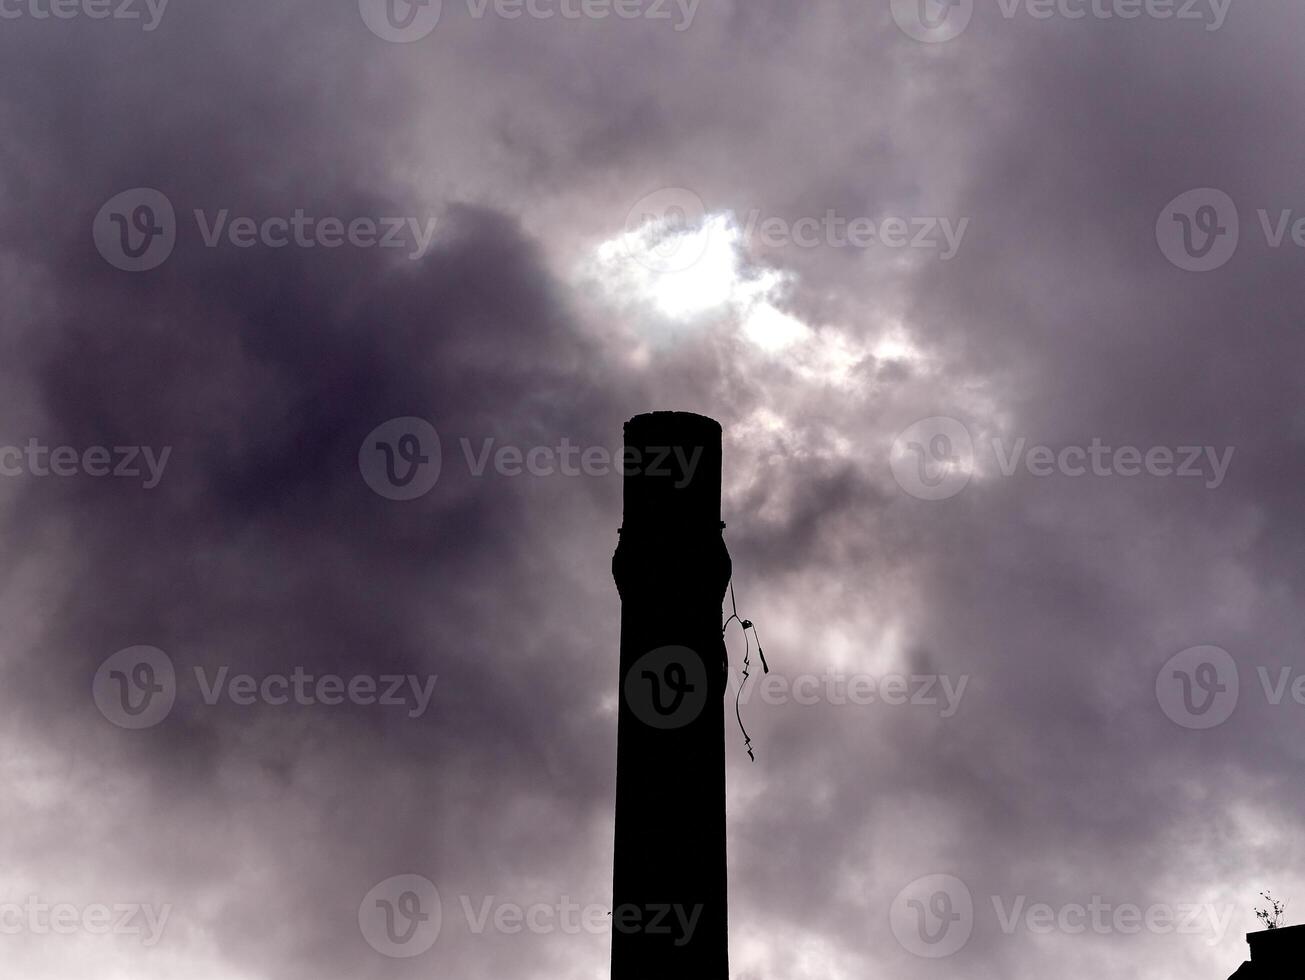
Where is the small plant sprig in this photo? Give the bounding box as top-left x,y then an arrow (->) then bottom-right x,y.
1255,891 -> 1288,930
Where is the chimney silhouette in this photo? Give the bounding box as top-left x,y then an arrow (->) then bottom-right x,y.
611,411 -> 730,979
1228,924 -> 1305,978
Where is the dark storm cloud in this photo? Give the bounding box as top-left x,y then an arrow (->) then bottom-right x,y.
0,7 -> 652,977
2,0 -> 1304,978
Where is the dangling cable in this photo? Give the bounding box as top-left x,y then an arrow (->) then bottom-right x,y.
723,579 -> 768,761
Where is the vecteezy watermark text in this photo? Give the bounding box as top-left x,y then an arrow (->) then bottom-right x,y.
92,646 -> 439,729
0,0 -> 169,30
459,438 -> 702,485
890,873 -> 1234,959
891,0 -> 1231,44
94,188 -> 438,272
192,210 -> 437,259
359,417 -> 706,500
462,896 -> 701,945
890,417 -> 1234,500
622,188 -> 970,274
992,0 -> 1230,29
989,438 -> 1233,487
735,208 -> 969,259
357,874 -> 701,959
990,895 -> 1233,944
192,666 -> 438,718
727,668 -> 969,717
0,440 -> 170,489
623,650 -> 969,732
0,898 -> 171,946
358,0 -> 699,43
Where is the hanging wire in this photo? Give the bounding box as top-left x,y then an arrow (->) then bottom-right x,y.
723,578 -> 769,761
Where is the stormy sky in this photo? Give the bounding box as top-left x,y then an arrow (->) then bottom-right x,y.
1,0 -> 1303,977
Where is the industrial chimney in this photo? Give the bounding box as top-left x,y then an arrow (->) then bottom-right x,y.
611,411 -> 731,979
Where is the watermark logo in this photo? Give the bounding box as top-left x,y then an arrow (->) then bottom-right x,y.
1159,648 -> 1305,727
360,418 -> 442,501
624,645 -> 708,729
891,0 -> 973,42
890,417 -> 975,501
891,873 -> 974,958
93,188 -> 176,273
92,646 -> 177,730
360,874 -> 442,957
359,0 -> 442,40
1157,188 -> 1305,271
1157,188 -> 1240,272
1156,645 -> 1239,729
624,188 -> 710,274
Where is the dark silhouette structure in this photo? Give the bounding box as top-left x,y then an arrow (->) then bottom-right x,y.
611,412 -> 731,979
1228,924 -> 1305,978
